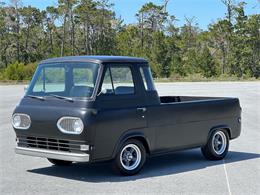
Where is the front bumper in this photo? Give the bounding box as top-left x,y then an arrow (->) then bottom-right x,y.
15,146 -> 90,162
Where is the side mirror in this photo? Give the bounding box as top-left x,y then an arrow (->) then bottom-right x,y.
97,88 -> 107,96
24,85 -> 28,93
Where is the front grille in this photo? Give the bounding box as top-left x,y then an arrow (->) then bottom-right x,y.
17,136 -> 86,153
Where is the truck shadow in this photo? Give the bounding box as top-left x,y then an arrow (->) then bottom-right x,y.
28,149 -> 260,183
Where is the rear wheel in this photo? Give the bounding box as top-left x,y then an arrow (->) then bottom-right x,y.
201,129 -> 229,160
47,158 -> 73,166
114,139 -> 146,175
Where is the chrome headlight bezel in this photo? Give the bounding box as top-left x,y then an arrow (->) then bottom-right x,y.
12,113 -> 31,130
57,116 -> 84,135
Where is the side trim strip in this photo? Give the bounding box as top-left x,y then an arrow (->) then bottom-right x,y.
15,147 -> 89,162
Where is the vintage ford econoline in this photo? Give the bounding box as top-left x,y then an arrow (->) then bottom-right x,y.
12,56 -> 241,175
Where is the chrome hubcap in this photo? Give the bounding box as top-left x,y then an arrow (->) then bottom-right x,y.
120,144 -> 141,171
212,131 -> 227,155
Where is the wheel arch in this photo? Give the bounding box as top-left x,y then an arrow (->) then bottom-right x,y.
208,125 -> 231,140
111,130 -> 151,159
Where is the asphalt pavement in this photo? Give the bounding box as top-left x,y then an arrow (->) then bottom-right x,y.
0,82 -> 259,195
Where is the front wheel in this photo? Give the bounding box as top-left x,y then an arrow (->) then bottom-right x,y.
114,139 -> 146,175
201,129 -> 229,160
47,158 -> 73,166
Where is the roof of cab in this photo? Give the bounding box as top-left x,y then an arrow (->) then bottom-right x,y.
40,56 -> 148,64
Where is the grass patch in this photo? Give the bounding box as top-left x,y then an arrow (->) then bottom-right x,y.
154,73 -> 260,82
0,80 -> 30,85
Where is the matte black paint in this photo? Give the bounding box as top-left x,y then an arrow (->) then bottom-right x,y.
13,56 -> 241,163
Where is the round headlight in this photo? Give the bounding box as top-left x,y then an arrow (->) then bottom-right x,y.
13,115 -> 21,127
73,119 -> 84,133
12,113 -> 31,129
57,117 -> 84,134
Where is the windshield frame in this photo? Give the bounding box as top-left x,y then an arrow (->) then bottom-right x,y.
26,61 -> 102,101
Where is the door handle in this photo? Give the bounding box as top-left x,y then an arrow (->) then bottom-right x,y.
137,107 -> 146,112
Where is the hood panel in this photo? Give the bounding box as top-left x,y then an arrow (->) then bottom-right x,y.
13,98 -> 96,142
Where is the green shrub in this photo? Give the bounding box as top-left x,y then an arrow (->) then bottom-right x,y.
3,62 -> 37,81
23,62 -> 37,80
4,62 -> 25,80
169,73 -> 183,81
0,69 -> 4,80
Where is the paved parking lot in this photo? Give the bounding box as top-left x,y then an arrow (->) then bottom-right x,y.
0,82 -> 259,195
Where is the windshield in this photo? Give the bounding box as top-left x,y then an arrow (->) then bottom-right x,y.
27,62 -> 100,99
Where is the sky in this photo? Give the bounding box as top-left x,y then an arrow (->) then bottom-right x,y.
2,0 -> 260,29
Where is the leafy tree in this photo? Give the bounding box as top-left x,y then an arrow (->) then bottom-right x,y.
75,0 -> 97,54
245,14 -> 260,77
136,2 -> 168,33
0,1 -> 9,67
45,6 -> 59,55
0,0 -> 259,80
198,46 -> 218,77
20,6 -> 42,63
58,0 -> 78,56
208,20 -> 230,74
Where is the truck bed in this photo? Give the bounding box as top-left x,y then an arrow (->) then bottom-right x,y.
160,96 -> 229,104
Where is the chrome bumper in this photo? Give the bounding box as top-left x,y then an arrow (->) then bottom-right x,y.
15,146 -> 90,162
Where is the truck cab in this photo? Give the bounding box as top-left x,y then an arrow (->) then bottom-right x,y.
13,56 -> 241,175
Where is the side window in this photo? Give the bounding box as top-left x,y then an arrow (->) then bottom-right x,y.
33,67 -> 65,93
140,66 -> 156,91
101,68 -> 114,94
101,66 -> 135,95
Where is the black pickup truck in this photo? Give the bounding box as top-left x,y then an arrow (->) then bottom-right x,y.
13,56 -> 241,175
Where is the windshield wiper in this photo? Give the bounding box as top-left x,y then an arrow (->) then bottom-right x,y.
49,94 -> 74,102
26,95 -> 45,101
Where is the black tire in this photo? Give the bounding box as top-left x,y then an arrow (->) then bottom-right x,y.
201,129 -> 229,160
47,158 -> 73,166
114,139 -> 146,176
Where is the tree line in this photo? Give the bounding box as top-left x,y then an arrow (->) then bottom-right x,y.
0,0 -> 259,80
